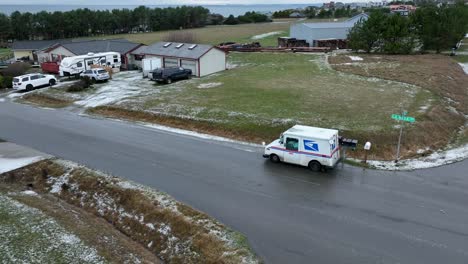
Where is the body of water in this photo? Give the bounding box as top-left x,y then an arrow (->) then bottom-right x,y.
0,4 -> 320,17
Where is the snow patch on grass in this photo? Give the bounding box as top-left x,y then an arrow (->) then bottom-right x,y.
0,156 -> 44,174
349,56 -> 363,61
367,144 -> 468,170
251,31 -> 283,40
0,194 -> 104,263
197,82 -> 223,89
458,63 -> 468,75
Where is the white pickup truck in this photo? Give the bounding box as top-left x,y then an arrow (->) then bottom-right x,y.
263,125 -> 340,171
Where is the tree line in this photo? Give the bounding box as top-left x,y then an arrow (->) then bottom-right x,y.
348,3 -> 468,54
0,6 -> 271,42
0,6 -> 210,40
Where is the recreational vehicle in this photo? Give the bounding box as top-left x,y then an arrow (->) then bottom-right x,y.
59,52 -> 121,77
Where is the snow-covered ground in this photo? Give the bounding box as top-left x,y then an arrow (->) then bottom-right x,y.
0,194 -> 104,263
458,63 -> 468,75
0,156 -> 44,174
251,31 -> 284,40
366,144 -> 468,170
75,71 -> 152,107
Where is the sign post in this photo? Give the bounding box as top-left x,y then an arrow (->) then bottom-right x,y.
391,111 -> 415,162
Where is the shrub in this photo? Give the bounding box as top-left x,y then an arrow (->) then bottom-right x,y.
2,75 -> 12,88
66,76 -> 92,92
2,62 -> 30,77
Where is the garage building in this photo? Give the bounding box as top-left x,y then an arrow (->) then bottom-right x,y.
140,42 -> 226,77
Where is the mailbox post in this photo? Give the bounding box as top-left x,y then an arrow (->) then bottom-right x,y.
363,141 -> 371,163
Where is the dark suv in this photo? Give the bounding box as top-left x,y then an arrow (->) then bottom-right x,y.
150,67 -> 192,84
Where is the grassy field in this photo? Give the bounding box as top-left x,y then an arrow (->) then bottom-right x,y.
0,48 -> 12,60
136,53 -> 432,136
80,18 -> 362,47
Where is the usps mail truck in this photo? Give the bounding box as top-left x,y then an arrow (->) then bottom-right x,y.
263,125 -> 340,171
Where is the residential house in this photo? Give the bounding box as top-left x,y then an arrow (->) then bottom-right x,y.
12,39 -> 145,69
139,42 -> 226,77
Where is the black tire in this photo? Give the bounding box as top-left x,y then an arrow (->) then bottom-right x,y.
166,78 -> 172,84
308,161 -> 322,172
92,77 -> 96,83
269,154 -> 280,163
49,79 -> 56,86
26,84 -> 33,91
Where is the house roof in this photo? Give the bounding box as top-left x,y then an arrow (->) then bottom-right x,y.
13,38 -> 143,56
12,39 -> 72,50
60,39 -> 142,55
142,42 -> 216,60
300,13 -> 369,29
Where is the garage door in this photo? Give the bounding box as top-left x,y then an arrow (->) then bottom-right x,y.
181,60 -> 197,76
164,58 -> 179,68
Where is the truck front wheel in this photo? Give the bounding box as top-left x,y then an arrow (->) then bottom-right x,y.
270,154 -> 280,163
308,161 -> 322,172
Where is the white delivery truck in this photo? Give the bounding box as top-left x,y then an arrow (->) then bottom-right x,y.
263,125 -> 340,171
142,57 -> 162,78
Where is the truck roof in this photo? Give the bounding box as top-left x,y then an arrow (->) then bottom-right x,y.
284,125 -> 338,140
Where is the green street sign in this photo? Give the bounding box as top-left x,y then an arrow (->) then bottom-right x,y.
391,114 -> 415,123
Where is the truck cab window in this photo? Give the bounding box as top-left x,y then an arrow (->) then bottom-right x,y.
285,138 -> 299,151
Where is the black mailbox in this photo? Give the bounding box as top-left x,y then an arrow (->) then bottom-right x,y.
339,136 -> 358,149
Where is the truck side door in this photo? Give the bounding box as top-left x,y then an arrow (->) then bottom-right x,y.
284,137 -> 301,165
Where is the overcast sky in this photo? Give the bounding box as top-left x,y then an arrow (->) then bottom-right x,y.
0,0 -> 336,5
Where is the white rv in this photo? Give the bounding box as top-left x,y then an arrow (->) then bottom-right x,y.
59,52 -> 121,77
142,57 -> 162,78
263,125 -> 340,171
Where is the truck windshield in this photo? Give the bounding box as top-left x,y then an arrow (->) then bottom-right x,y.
279,134 -> 284,144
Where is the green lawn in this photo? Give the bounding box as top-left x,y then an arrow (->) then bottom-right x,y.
453,55 -> 468,63
138,53 -> 433,136
0,48 -> 12,60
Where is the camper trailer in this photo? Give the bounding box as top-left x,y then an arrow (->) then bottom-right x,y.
59,52 -> 121,77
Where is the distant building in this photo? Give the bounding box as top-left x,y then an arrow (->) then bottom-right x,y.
139,42 -> 226,77
388,5 -> 416,16
289,12 -> 306,18
290,13 -> 369,47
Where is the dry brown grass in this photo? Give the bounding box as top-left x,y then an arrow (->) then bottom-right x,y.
21,93 -> 73,108
1,160 -> 257,263
329,54 -> 467,160
88,106 -> 275,143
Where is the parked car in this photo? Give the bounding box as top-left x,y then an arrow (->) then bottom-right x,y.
80,68 -> 110,82
150,67 -> 192,84
12,73 -> 57,91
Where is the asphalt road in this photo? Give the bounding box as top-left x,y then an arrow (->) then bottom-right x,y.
1,100 -> 468,264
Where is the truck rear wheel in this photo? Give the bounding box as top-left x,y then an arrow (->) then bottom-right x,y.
26,84 -> 33,91
269,154 -> 280,163
308,161 -> 321,172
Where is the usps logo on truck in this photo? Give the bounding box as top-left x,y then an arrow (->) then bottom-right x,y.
304,140 -> 319,152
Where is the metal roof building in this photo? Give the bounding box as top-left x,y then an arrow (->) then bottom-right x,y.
139,42 -> 226,77
290,13 -> 369,47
